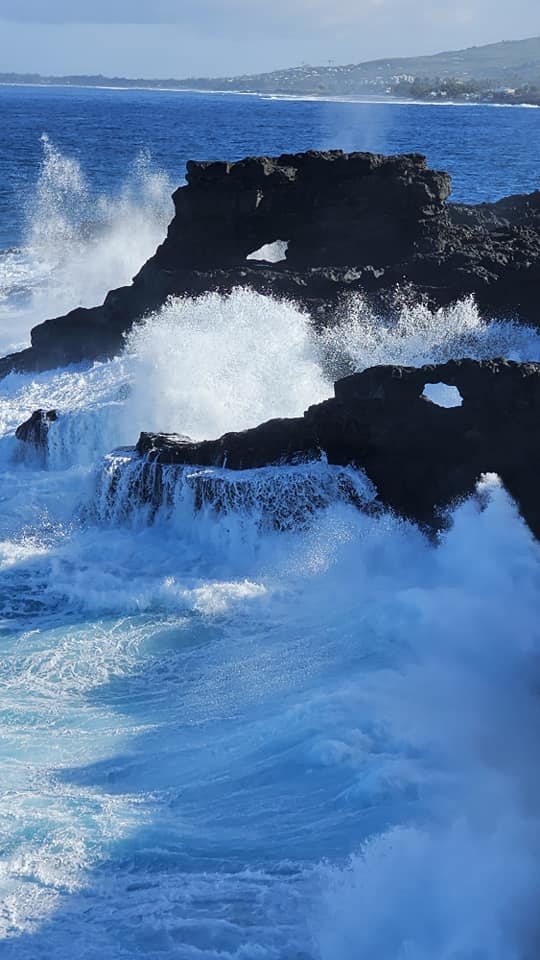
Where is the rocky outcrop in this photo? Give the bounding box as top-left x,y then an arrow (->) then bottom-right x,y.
16,360 -> 540,538
161,151 -> 451,268
1,150 -> 540,378
15,408 -> 57,447
134,359 -> 540,539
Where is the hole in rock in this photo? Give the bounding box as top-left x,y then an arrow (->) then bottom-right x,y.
246,240 -> 289,263
422,382 -> 463,408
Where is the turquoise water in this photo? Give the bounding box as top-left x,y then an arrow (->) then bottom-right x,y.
0,89 -> 540,958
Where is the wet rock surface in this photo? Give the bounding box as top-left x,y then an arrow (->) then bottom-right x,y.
15,409 -> 58,447
135,359 -> 540,539
1,150 -> 540,377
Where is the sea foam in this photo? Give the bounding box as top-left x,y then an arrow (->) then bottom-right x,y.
1,141 -> 540,959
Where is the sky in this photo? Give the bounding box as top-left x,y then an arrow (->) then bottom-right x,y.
0,0 -> 538,78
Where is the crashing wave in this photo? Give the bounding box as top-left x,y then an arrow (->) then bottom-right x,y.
91,449 -> 377,533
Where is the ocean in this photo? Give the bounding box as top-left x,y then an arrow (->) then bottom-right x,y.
0,85 -> 540,959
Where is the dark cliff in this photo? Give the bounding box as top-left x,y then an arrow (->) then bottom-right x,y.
130,358 -> 540,540
1,150 -> 539,378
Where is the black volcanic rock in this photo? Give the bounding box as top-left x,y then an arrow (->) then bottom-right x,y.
1,150 -> 540,378
15,409 -> 57,447
135,359 -> 540,540
449,190 -> 540,232
164,151 -> 451,269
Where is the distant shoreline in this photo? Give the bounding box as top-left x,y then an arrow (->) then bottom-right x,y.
0,81 -> 539,109
2,37 -> 539,107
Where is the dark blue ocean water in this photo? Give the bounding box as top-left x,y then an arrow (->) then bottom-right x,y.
1,84 -> 540,249
1,85 -> 540,960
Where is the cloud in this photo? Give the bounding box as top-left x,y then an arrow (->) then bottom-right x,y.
1,0 -> 537,36
0,0 -> 177,22
0,0 -> 488,24
0,0 -> 414,37
0,0 -> 537,77
1,0 -> 153,22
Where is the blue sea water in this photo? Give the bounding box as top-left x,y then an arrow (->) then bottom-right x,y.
2,84 -> 540,250
0,86 -> 540,959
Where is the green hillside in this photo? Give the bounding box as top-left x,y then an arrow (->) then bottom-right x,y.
182,36 -> 540,97
2,36 -> 539,102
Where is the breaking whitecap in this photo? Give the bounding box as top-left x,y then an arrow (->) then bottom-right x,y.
91,449 -> 377,532
2,146 -> 540,959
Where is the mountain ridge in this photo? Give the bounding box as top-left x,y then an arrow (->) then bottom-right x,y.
1,36 -> 539,103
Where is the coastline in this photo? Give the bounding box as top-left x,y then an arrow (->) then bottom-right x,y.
0,80 -> 538,109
